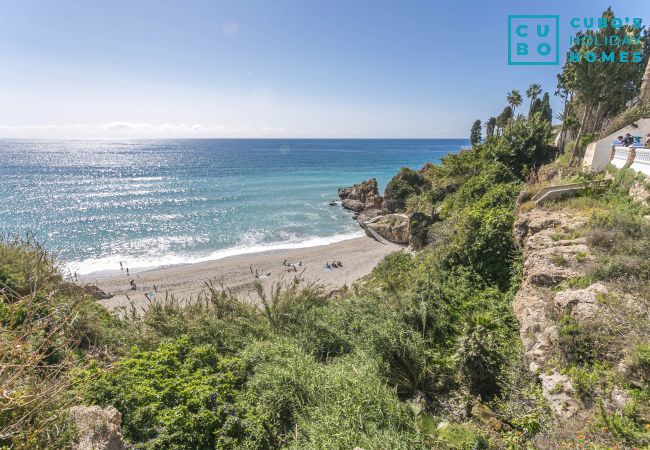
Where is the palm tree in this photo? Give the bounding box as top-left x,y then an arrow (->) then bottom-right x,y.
526,84 -> 542,116
507,90 -> 522,117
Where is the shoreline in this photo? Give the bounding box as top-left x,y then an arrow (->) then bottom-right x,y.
90,236 -> 401,312
74,229 -> 364,279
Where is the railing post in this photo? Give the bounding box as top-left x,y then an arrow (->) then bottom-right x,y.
625,148 -> 636,167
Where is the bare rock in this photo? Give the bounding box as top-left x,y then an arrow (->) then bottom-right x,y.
70,405 -> 129,450
355,208 -> 383,225
524,244 -> 587,287
554,283 -> 607,322
341,199 -> 365,212
539,371 -> 581,418
629,180 -> 650,205
606,386 -> 632,412
338,178 -> 383,211
364,214 -> 410,244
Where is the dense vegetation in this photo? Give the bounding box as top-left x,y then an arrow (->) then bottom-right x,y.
3,8 -> 649,448
4,111 -> 649,449
2,116 -> 559,449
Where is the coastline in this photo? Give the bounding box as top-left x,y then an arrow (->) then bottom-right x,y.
90,236 -> 401,312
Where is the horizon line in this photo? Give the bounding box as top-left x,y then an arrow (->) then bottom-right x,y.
0,136 -> 469,141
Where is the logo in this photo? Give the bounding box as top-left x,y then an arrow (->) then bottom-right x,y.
508,15 -> 560,65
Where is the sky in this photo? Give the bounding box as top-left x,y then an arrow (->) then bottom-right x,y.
0,0 -> 647,139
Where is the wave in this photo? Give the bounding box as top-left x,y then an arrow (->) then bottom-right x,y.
66,230 -> 366,278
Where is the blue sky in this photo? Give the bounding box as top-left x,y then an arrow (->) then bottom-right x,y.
0,0 -> 647,138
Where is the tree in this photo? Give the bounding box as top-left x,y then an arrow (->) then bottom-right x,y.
485,117 -> 497,139
507,90 -> 523,117
470,119 -> 482,146
541,93 -> 553,124
555,80 -> 574,151
558,7 -> 646,164
498,106 -> 513,132
526,84 -> 542,116
529,98 -> 543,118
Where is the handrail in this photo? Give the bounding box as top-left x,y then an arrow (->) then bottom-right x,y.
532,180 -> 609,206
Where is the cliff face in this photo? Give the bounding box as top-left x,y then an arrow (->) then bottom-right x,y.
513,206 -> 648,421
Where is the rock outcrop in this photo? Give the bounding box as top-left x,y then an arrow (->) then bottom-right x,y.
70,405 -> 129,450
514,209 -> 591,418
364,214 -> 410,244
338,178 -> 383,212
513,207 -> 646,420
338,178 -> 435,248
629,180 -> 650,205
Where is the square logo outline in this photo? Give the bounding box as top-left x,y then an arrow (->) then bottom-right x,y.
508,15 -> 560,66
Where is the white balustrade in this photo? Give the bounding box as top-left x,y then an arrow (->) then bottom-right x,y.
630,148 -> 650,176
611,146 -> 630,169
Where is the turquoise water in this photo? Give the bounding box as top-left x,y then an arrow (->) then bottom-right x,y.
0,139 -> 465,275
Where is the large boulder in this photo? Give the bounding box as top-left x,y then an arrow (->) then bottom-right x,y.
338,178 -> 383,212
382,168 -> 429,213
364,214 -> 410,244
69,405 -> 129,450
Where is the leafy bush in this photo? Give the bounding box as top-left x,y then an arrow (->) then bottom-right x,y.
240,339 -> 426,448
83,337 -> 269,449
383,167 -> 429,213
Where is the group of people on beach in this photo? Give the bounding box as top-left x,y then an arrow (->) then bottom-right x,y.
251,266 -> 272,278
325,261 -> 343,269
616,133 -> 650,148
282,259 -> 302,272
120,261 -> 139,291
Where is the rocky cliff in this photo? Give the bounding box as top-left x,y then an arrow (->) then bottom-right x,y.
513,207 -> 648,421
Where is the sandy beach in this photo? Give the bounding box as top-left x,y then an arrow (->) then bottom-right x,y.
89,236 -> 401,313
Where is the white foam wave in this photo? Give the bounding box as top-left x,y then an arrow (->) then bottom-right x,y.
69,230 -> 365,278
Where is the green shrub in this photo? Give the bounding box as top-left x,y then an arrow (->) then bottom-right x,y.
383,167 -> 429,213
240,339 -> 426,448
83,337 -> 269,449
557,315 -> 606,365
435,423 -> 489,449
458,313 -> 512,399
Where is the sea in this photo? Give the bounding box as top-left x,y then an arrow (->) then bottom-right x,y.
0,139 -> 466,276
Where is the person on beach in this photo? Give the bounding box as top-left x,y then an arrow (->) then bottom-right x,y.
325,262 -> 331,269
126,268 -> 130,276
120,261 -> 123,270
283,259 -> 287,266
255,269 -> 260,278
129,279 -> 137,290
